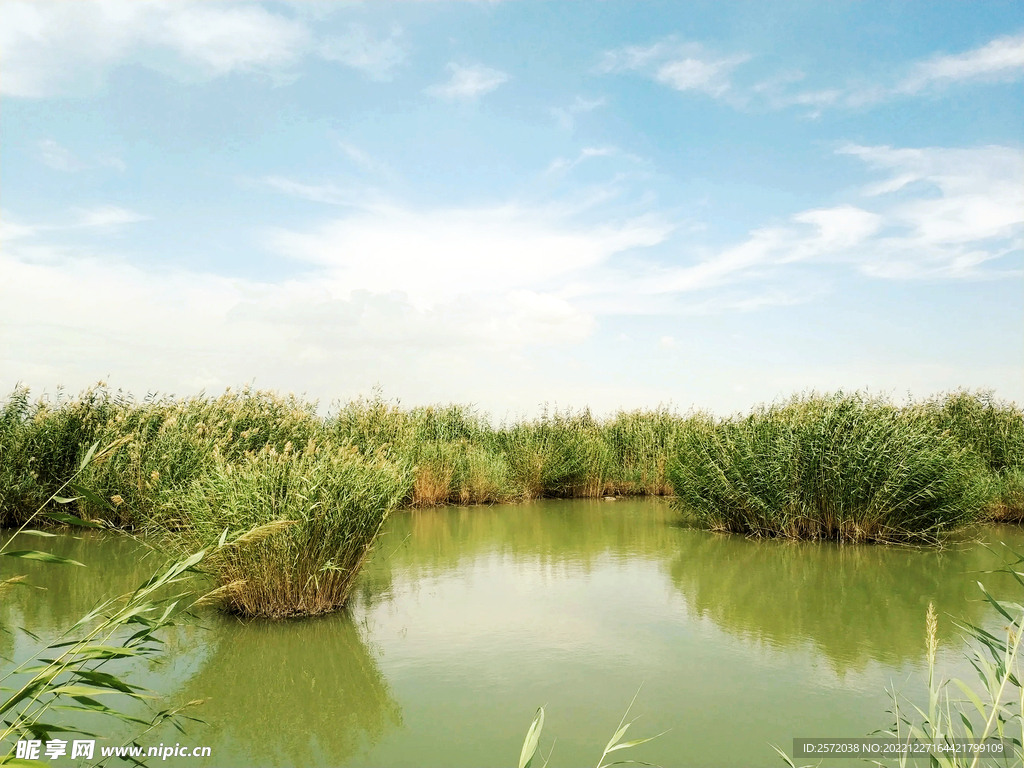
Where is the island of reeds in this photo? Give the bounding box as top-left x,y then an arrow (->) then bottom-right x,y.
1,385 -> 1021,617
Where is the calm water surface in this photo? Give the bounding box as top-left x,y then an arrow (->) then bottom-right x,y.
4,499 -> 1023,767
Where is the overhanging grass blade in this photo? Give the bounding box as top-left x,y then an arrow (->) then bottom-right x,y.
519,707 -> 545,768
1,551 -> 84,567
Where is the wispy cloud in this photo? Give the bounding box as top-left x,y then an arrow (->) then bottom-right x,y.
0,2 -> 407,97
318,24 -> 405,81
837,144 -> 1024,278
260,177 -> 371,208
609,32 -> 1024,115
265,198 -> 670,309
580,143 -> 1023,308
424,62 -> 509,100
600,39 -> 751,101
897,32 -> 1024,93
764,32 -> 1024,114
37,139 -> 126,172
550,95 -> 607,129
543,146 -> 649,178
74,206 -> 151,229
655,53 -> 751,97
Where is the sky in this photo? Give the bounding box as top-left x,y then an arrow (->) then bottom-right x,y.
1,0 -> 1022,418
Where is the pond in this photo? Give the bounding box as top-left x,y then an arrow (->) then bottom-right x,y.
4,498 -> 1022,767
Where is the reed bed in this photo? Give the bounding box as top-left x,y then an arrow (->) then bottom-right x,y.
666,392 -> 996,543
171,442 -> 411,618
1,384 -> 1022,614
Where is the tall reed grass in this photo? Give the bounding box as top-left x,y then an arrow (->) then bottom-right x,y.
167,442 -> 411,618
2,384 -> 1022,614
916,390 -> 1024,522
666,393 -> 994,543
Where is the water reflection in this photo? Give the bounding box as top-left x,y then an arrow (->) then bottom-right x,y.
372,499 -> 678,576
6,503 -> 1024,768
366,501 -> 1024,674
667,528 -> 1013,669
175,613 -> 401,767
0,530 -> 162,633
1,530 -> 401,768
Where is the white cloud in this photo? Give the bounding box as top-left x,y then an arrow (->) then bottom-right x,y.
37,139 -> 85,172
337,142 -> 377,172
0,201 -> 623,412
425,63 -> 509,100
3,142 -> 1020,414
37,139 -> 126,172
600,39 -> 750,101
153,3 -> 310,77
598,41 -> 674,73
0,1 -> 406,97
838,144 -> 1024,278
266,200 -> 671,309
318,24 -> 405,81
898,32 -> 1024,93
0,1 -> 311,96
261,176 -> 370,207
567,143 -> 1021,315
73,206 -> 151,229
611,32 -> 1024,114
767,32 -> 1024,114
0,212 -> 42,242
655,53 -> 750,97
550,95 -> 607,130
543,146 -> 624,177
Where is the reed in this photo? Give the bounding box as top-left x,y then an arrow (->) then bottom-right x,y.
915,390 -> 1024,521
2,384 -> 1022,558
167,441 -> 412,618
666,393 -> 992,543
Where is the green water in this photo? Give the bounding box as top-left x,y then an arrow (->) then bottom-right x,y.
4,498 -> 1023,767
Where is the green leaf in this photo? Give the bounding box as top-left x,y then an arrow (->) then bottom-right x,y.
42,510 -> 102,528
1,551 -> 85,567
72,670 -> 144,695
519,707 -> 545,768
604,720 -> 633,754
607,732 -> 669,753
951,678 -> 988,722
68,483 -> 112,513
52,496 -> 81,505
977,581 -> 1016,623
78,441 -> 99,472
0,680 -> 45,717
47,684 -> 122,697
1,758 -> 53,766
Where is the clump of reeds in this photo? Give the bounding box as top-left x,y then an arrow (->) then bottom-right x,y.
667,392 -> 992,543
601,407 -> 684,495
3,384 -> 1022,556
0,384 -> 128,526
170,440 -> 412,618
495,407 -> 612,498
79,386 -> 323,529
915,389 -> 1024,521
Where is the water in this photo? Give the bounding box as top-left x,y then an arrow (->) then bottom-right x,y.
4,499 -> 1022,767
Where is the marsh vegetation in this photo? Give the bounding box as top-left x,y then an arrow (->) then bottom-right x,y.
1,385 -> 1021,617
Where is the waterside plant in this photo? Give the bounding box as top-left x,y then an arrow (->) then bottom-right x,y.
0,384 -> 1022,618
666,393 -> 997,543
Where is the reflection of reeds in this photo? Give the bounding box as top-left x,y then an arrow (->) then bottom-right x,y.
174,612 -> 401,768
668,531 -> 1004,669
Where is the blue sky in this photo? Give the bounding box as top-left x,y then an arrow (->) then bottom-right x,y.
2,1 -> 1022,417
